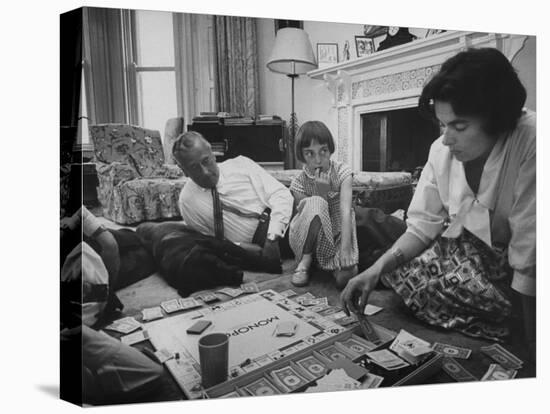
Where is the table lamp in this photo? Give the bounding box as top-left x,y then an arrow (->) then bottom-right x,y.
267,28 -> 317,166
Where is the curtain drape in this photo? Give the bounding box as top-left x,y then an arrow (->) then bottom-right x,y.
213,16 -> 260,116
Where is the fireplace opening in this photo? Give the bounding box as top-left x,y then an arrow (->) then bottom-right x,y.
361,107 -> 440,172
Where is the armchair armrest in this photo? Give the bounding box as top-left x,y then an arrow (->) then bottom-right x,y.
151,164 -> 185,179
95,161 -> 139,187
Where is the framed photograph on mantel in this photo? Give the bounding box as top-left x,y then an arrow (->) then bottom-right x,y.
317,43 -> 339,68
355,35 -> 375,57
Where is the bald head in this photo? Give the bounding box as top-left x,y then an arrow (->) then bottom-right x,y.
173,131 -> 220,188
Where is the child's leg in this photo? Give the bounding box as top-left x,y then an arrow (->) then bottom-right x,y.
296,215 -> 322,270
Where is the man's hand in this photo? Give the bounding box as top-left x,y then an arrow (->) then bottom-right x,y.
261,239 -> 282,273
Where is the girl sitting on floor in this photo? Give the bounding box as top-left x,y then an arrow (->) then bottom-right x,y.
289,121 -> 358,287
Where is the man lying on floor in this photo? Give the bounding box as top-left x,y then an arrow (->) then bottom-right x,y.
60,206 -> 165,405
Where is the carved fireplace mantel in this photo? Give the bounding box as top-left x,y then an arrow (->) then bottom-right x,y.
307,31 -> 529,171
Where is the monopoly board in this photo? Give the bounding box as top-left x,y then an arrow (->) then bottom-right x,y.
145,290 -> 350,398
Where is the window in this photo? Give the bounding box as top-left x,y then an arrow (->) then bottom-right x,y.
123,10 -> 177,137
121,10 -> 216,140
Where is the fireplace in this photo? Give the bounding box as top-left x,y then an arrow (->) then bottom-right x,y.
362,107 -> 439,172
307,31 -> 528,171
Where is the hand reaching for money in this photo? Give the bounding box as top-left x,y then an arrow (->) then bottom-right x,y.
314,168 -> 332,199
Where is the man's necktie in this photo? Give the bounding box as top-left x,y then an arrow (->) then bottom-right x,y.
211,187 -> 224,240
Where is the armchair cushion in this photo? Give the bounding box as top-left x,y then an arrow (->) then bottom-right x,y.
105,177 -> 188,225
90,124 -> 165,178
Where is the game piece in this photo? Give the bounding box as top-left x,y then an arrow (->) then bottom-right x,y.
142,306 -> 164,321
270,365 -> 309,392
432,342 -> 472,359
364,304 -> 383,316
295,355 -> 328,378
161,298 -> 183,314
480,344 -> 523,370
240,282 -> 260,293
481,363 -> 518,381
389,330 -> 433,365
356,313 -> 382,345
179,297 -> 202,310
120,330 -> 150,346
441,357 -> 478,382
243,377 -> 281,396
279,289 -> 297,298
154,348 -> 174,364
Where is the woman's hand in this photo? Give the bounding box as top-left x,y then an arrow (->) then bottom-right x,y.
340,267 -> 382,316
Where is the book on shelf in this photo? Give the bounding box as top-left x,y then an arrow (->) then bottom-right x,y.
255,114 -> 283,125
222,116 -> 255,125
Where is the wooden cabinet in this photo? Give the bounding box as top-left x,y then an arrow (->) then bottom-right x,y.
188,122 -> 295,169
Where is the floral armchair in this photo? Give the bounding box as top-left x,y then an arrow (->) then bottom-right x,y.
90,123 -> 187,225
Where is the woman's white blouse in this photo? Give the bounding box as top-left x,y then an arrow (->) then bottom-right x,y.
406,110 -> 536,296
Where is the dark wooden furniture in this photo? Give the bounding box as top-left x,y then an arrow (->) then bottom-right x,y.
188,122 -> 294,169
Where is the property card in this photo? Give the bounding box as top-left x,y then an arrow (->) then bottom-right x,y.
279,289 -> 297,298
240,282 -> 260,293
179,297 -> 202,310
142,307 -> 164,321
160,298 -> 183,314
104,317 -> 141,334
196,292 -> 220,304
364,304 -> 383,316
217,287 -> 244,298
120,330 -> 149,346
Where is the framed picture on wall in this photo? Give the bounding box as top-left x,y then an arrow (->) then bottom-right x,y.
317,43 -> 339,68
355,35 -> 375,57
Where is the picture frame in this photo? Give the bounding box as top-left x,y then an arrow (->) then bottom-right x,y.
355,35 -> 375,57
317,43 -> 339,68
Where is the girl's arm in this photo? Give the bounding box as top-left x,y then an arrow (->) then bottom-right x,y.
339,176 -> 354,267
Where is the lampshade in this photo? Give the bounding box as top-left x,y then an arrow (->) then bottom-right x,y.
267,28 -> 317,75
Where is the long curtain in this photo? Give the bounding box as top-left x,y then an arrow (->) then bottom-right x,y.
213,16 -> 259,116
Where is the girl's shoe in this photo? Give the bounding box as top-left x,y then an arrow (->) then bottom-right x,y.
291,268 -> 309,287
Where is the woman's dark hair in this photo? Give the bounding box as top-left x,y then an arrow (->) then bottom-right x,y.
419,48 -> 526,135
295,121 -> 335,163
